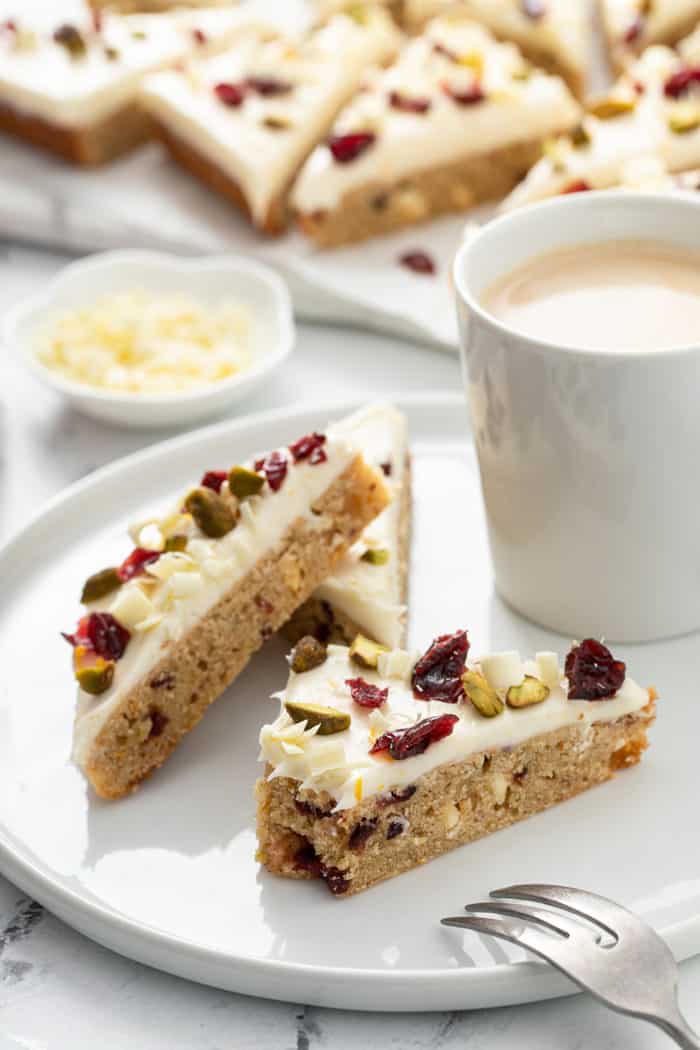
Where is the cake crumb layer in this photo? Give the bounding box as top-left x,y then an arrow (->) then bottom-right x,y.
256,703 -> 655,896
83,454 -> 388,799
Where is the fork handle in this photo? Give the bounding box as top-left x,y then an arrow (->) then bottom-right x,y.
654,1009 -> 700,1049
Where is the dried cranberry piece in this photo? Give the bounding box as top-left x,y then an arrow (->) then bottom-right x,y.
387,817 -> 407,839
521,0 -> 546,18
295,798 -> 334,819
411,630 -> 469,703
380,461 -> 392,477
561,179 -> 591,194
623,15 -> 643,43
565,639 -> 626,700
192,27 -> 207,45
247,76 -> 292,96
389,90 -> 431,114
664,66 -> 700,98
321,865 -> 350,894
400,250 -> 436,275
87,612 -> 131,661
443,82 -> 485,106
349,818 -> 377,851
254,450 -> 288,491
1,19 -> 17,33
148,708 -> 168,738
200,469 -> 228,493
288,432 -> 327,464
390,784 -> 416,803
346,677 -> 388,709
118,547 -> 160,582
328,131 -> 376,164
370,714 -> 459,760
214,81 -> 248,107
295,843 -> 322,876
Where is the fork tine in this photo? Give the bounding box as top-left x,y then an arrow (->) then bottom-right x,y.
464,900 -> 582,939
490,884 -> 634,939
441,914 -> 577,972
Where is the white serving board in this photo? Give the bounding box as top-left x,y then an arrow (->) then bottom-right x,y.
0,394 -> 698,1012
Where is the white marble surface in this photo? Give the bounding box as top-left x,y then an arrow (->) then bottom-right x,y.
1,241 -> 699,1048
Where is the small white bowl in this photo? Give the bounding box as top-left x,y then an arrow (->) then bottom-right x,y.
3,250 -> 295,428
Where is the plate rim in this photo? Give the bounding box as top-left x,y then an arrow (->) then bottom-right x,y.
0,391 -> 694,1011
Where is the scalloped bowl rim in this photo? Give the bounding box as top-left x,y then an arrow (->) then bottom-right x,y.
3,250 -> 296,407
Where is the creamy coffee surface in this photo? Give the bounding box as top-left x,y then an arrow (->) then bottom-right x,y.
481,240 -> 700,351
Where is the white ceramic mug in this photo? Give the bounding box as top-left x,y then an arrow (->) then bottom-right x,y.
454,191 -> 700,643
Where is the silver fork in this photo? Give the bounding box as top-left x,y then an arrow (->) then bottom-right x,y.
442,884 -> 700,1048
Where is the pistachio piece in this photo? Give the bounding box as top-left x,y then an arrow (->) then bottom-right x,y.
285,700 -> 351,735
164,535 -> 188,553
228,465 -> 264,500
589,96 -> 636,120
350,633 -> 389,670
361,548 -> 390,565
506,675 -> 550,708
512,62 -> 533,81
184,487 -> 237,538
290,635 -> 327,673
570,123 -> 591,148
344,3 -> 372,24
668,104 -> 700,135
74,652 -> 115,696
462,669 -> 504,718
81,567 -> 121,604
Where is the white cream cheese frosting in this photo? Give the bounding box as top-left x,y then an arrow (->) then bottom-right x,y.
312,403 -> 409,649
140,9 -> 401,224
259,642 -> 652,811
0,5 -> 257,128
72,429 -> 362,767
292,13 -> 580,214
601,0 -> 700,62
503,42 -> 700,209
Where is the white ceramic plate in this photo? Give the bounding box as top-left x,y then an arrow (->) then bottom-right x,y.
0,394 -> 698,1012
3,251 -> 295,428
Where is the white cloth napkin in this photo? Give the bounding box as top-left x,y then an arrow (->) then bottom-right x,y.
0,137 -> 464,351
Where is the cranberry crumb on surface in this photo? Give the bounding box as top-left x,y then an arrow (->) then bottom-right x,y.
254,450 -> 288,491
214,81 -> 248,107
442,82 -> 485,106
664,67 -> 700,98
370,714 -> 459,760
288,432 -> 327,464
346,677 -> 388,708
389,90 -> 431,114
118,547 -> 160,583
380,461 -> 392,477
623,15 -> 643,44
192,27 -> 207,45
399,250 -> 436,276
200,469 -> 228,493
328,131 -> 376,163
247,76 -> 292,96
412,630 -> 469,703
561,179 -> 591,194
565,638 -> 626,700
